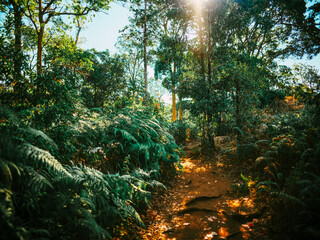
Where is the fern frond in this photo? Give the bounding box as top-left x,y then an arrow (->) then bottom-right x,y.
254,139 -> 270,147
257,180 -> 280,190
0,159 -> 13,187
0,107 -> 21,127
18,144 -> 71,178
232,127 -> 244,137
271,191 -> 308,208
118,198 -> 145,228
73,210 -> 108,239
114,128 -> 138,144
148,180 -> 166,190
18,128 -> 58,151
27,168 -> 54,192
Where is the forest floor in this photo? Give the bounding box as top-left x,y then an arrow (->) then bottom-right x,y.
138,139 -> 270,240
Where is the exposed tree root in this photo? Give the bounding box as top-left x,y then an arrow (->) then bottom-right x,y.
222,206 -> 266,222
185,194 -> 221,206
225,231 -> 241,239
177,207 -> 219,215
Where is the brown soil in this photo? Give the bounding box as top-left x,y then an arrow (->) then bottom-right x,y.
139,140 -> 265,240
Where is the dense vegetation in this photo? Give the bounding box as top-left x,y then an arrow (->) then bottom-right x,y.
0,0 -> 319,239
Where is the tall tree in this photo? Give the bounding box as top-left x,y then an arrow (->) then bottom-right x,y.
154,3 -> 189,121
117,33 -> 144,106
81,50 -> 126,108
143,0 -> 148,106
121,0 -> 164,106
1,0 -> 25,98
23,0 -> 112,74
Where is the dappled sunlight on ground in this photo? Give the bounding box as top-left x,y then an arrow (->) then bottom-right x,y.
140,141 -> 260,240
180,156 -> 211,173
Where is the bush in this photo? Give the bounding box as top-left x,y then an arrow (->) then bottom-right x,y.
254,107 -> 320,239
169,120 -> 188,145
0,106 -> 180,239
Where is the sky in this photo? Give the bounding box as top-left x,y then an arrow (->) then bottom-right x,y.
79,2 -> 131,53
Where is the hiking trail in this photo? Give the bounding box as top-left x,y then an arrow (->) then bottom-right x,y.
140,141 -> 263,240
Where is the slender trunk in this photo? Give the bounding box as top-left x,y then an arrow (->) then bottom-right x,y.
207,11 -> 212,88
133,90 -> 136,105
94,82 -> 98,108
75,19 -> 82,46
13,2 -> 23,97
143,0 -> 148,106
37,28 -> 44,74
37,0 -> 44,75
207,112 -> 215,149
172,83 -> 177,121
179,105 -> 182,120
235,78 -> 241,127
179,93 -> 182,121
199,29 -> 205,80
75,27 -> 81,46
207,19 -> 214,149
172,61 -> 177,121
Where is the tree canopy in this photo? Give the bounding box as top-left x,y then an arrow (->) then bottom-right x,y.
1,0 -> 320,239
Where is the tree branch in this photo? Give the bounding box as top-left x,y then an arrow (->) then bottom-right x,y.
25,0 -> 38,32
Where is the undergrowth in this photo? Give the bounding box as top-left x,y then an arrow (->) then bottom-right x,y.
0,106 -> 181,239
229,95 -> 320,240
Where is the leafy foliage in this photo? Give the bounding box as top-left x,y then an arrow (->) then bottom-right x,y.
249,98 -> 320,239
0,125 -> 169,239
0,106 -> 180,239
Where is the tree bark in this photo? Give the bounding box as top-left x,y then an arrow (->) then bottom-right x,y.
172,83 -> 177,121
37,26 -> 44,74
235,78 -> 241,127
74,19 -> 82,46
172,61 -> 177,121
12,1 -> 23,98
179,97 -> 183,121
143,0 -> 148,106
36,0 -> 44,74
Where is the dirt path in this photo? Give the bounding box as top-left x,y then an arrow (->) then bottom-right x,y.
140,141 -> 261,240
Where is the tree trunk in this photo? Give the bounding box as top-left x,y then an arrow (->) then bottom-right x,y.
133,90 -> 136,105
207,10 -> 215,149
199,29 -> 205,81
207,10 -> 212,88
37,26 -> 44,74
13,2 -> 23,98
172,83 -> 177,121
36,0 -> 44,74
235,78 -> 241,127
172,61 -> 177,121
179,102 -> 182,120
75,19 -> 82,46
143,0 -> 148,106
178,93 -> 182,120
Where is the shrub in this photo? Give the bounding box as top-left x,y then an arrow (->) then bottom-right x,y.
169,120 -> 188,145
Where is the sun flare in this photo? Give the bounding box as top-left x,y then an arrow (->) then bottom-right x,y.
185,0 -> 211,17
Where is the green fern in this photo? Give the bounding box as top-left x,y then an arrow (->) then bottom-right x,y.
18,143 -> 71,178
18,127 -> 59,151
0,107 -> 21,127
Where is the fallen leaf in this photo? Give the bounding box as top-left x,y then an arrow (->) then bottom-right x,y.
242,222 -> 253,228
204,232 -> 218,239
207,216 -> 217,222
